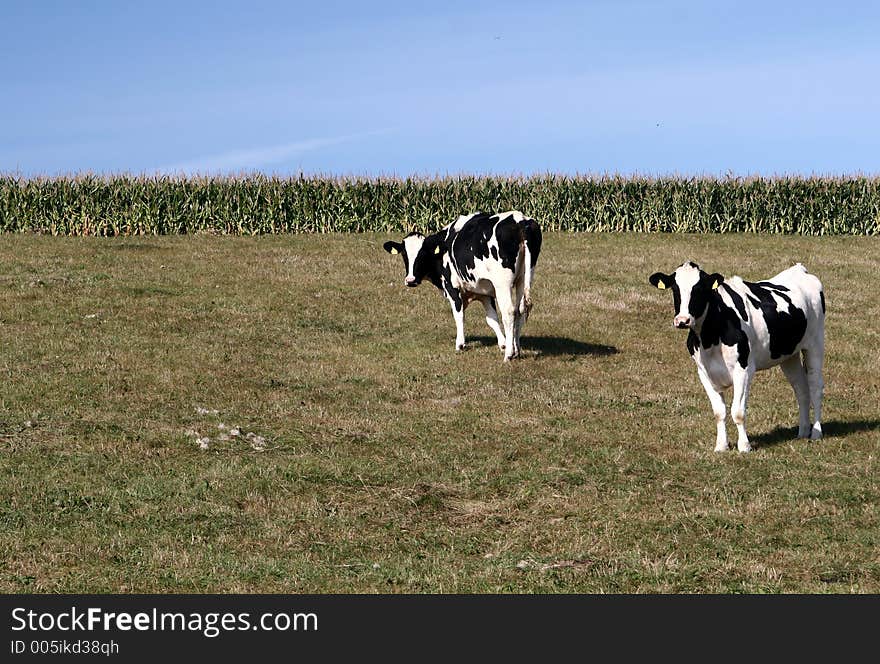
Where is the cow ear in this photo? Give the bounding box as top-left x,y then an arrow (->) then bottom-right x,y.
649,272 -> 672,290
383,241 -> 402,255
709,273 -> 724,290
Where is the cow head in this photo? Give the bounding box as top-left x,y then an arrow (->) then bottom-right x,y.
649,261 -> 724,330
383,232 -> 445,287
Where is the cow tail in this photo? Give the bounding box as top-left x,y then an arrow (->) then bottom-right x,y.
522,240 -> 533,308
520,219 -> 542,308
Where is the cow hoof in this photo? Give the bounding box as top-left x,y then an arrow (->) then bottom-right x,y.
810,430 -> 823,441
456,344 -> 466,352
737,444 -> 752,453
714,445 -> 728,453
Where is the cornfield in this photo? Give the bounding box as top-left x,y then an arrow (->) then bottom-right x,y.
1,173 -> 878,235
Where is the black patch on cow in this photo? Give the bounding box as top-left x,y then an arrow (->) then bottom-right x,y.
820,290 -> 826,314
753,281 -> 789,291
690,292 -> 751,368
687,281 -> 710,319
685,271 -> 725,320
721,283 -> 748,322
686,330 -> 698,356
491,219 -> 523,272
672,282 -> 682,316
520,217 -> 542,266
441,262 -> 463,311
737,334 -> 750,368
445,212 -> 537,284
744,281 -> 807,359
445,212 -> 493,282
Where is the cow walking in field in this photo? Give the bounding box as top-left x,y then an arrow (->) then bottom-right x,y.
649,261 -> 825,452
383,211 -> 542,361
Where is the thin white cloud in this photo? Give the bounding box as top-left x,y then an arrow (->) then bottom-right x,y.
155,129 -> 391,174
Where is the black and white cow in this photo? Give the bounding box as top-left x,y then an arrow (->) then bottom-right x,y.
649,261 -> 825,452
383,211 -> 542,361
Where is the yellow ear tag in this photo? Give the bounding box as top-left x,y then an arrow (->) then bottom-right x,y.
712,280 -> 719,289
434,245 -> 441,254
390,248 -> 398,255
657,282 -> 666,289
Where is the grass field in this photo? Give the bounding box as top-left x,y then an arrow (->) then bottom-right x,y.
1,232 -> 878,593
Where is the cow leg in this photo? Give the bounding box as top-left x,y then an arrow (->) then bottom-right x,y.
802,346 -> 824,440
697,367 -> 728,452
730,365 -> 753,452
444,289 -> 466,351
513,277 -> 530,357
780,355 -> 811,438
479,296 -> 505,349
494,286 -> 517,361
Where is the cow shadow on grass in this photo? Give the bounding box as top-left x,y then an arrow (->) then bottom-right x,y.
469,335 -> 618,357
751,418 -> 880,448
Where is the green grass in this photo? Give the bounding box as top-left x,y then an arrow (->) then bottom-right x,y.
0,232 -> 878,593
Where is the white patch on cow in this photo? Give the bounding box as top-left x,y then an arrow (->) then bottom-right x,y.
402,234 -> 425,282
453,213 -> 479,231
672,262 -> 701,325
494,210 -> 525,222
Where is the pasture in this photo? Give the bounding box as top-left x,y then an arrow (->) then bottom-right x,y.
1,232 -> 878,593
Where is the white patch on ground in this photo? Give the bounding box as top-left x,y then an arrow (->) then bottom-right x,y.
184,428 -> 211,450
186,419 -> 267,452
195,406 -> 219,415
84,313 -> 100,319
516,558 -> 592,572
245,432 -> 267,451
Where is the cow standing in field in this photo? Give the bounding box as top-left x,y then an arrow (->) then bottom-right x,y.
383,211 -> 542,361
649,261 -> 825,452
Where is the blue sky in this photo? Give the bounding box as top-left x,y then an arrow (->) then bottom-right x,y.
2,0 -> 879,177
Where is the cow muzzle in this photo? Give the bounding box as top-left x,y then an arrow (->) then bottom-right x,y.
674,314 -> 694,329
